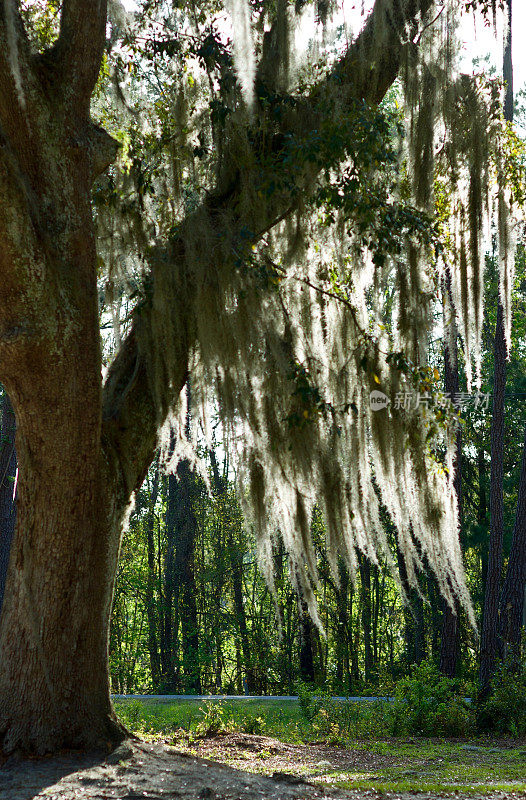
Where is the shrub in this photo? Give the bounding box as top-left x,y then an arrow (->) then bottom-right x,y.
196,701 -> 227,736
393,660 -> 474,737
477,659 -> 526,736
296,681 -> 332,721
241,715 -> 266,735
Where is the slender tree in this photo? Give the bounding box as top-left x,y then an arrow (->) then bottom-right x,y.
479,0 -> 513,697
440,318 -> 462,678
498,422 -> 526,665
144,459 -> 161,689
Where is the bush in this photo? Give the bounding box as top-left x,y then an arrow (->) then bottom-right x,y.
393,660 -> 474,737
240,715 -> 266,735
196,701 -> 227,736
296,681 -> 333,721
477,660 -> 526,736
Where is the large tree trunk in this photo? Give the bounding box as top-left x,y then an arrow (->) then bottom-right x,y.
0,1 -> 150,752
0,361 -> 126,752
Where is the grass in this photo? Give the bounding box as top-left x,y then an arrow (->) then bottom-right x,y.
115,696 -> 396,742
336,739 -> 526,795
115,698 -> 304,740
115,699 -> 526,796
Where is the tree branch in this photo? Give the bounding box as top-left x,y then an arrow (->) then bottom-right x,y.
54,0 -> 108,112
102,0 -> 438,499
338,0 -> 436,104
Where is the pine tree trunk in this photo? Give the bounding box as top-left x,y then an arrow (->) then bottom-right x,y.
166,463 -> 201,694
440,325 -> 462,677
397,548 -> 425,666
480,0 -> 512,692
359,555 -> 374,682
498,423 -> 526,664
480,302 -> 507,696
478,447 -> 489,608
210,450 -> 254,692
145,460 -> 161,690
297,596 -> 315,683
335,559 -> 350,690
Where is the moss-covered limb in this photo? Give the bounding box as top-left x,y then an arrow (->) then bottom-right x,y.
102,319 -> 187,502
102,0 -> 438,451
328,0 -> 436,106
100,2 -> 508,621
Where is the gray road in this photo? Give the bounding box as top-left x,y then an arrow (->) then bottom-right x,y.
112,694 -> 394,702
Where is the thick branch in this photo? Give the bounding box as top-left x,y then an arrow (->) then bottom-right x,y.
103,0 -> 438,499
54,0 -> 108,112
336,0 -> 436,104
102,324 -> 159,500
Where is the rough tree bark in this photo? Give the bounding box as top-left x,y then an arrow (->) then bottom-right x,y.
498,423 -> 526,664
479,0 -> 512,697
440,323 -> 462,678
0,391 -> 16,613
0,0 -> 437,753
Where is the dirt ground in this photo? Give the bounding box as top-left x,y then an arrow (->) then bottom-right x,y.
0,734 -> 525,799
177,731 -> 400,782
0,740 -> 350,800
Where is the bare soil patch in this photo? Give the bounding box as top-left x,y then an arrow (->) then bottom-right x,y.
0,740 -> 349,800
176,731 -> 400,780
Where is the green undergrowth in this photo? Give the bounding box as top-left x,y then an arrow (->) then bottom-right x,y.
114,694 -> 525,745
115,697 -> 318,742
115,659 -> 526,743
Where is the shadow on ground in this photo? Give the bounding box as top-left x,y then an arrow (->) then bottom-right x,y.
0,740 -> 345,800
